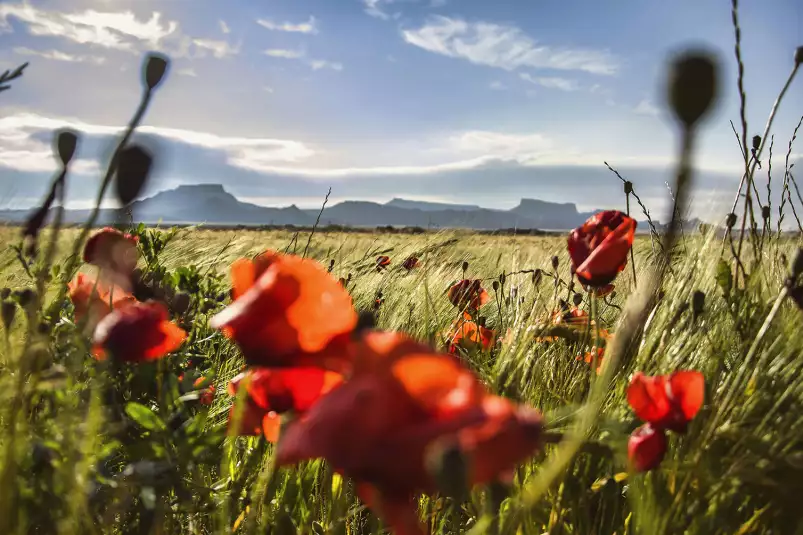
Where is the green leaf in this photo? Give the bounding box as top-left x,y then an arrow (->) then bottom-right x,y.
716,259 -> 732,298
125,402 -> 166,432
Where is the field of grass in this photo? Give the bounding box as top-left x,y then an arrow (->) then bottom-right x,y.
2,220 -> 803,534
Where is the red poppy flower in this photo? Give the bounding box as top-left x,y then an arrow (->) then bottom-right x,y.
276,335 -> 542,532
376,255 -> 391,271
577,347 -> 605,375
211,251 -> 358,369
447,280 -> 490,311
626,371 -> 704,433
402,256 -> 419,270
446,320 -> 495,354
193,377 -> 215,405
68,272 -> 136,331
568,210 -> 636,287
83,227 -> 140,276
92,301 -> 186,362
628,423 -> 667,472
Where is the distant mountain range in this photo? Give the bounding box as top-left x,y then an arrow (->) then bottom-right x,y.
0,183 -> 665,231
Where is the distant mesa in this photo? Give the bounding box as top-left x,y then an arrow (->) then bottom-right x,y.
0,183 -> 658,231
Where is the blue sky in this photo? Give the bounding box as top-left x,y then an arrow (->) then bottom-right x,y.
0,0 -> 801,222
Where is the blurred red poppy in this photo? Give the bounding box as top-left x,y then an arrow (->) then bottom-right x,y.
568,210 -> 636,287
376,255 -> 391,272
276,336 -> 542,533
194,377 -> 215,405
93,301 -> 186,362
402,256 -> 419,270
68,272 -> 136,331
83,227 -> 139,276
211,251 -> 358,369
577,347 -> 605,375
446,320 -> 495,354
626,371 -> 704,433
447,280 -> 490,311
628,423 -> 667,472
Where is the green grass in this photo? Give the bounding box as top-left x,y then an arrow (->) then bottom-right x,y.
2,223 -> 803,534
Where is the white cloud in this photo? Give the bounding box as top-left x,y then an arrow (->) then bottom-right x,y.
192,39 -> 239,58
256,16 -> 318,34
13,46 -> 105,64
635,98 -> 661,116
363,0 -> 391,20
219,20 -> 230,34
310,59 -> 343,71
264,48 -> 305,59
0,3 -> 178,51
489,80 -> 506,90
402,16 -> 619,75
0,113 -> 315,176
519,73 -> 579,91
176,67 -> 197,77
263,86 -> 274,93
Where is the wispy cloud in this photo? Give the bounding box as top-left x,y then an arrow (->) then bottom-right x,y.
176,67 -> 198,77
634,98 -> 661,116
192,38 -> 240,58
263,49 -> 342,71
0,3 -> 178,51
219,20 -> 230,34
489,80 -> 507,90
402,16 -> 619,75
13,46 -> 105,64
519,73 -> 579,91
256,16 -> 318,34
363,0 -> 391,20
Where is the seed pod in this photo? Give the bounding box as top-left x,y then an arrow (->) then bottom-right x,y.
143,53 -> 169,91
115,144 -> 153,205
762,206 -> 770,220
462,261 -> 469,274
1,300 -> 16,329
667,50 -> 718,128
56,129 -> 79,166
492,280 -> 500,291
692,290 -> 705,317
624,181 -> 633,195
726,212 -> 737,229
531,269 -> 542,285
572,293 -> 583,306
752,135 -> 761,152
551,256 -> 559,270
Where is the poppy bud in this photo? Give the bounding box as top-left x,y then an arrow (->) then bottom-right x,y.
0,288 -> 9,300
172,292 -> 191,315
610,290 -> 617,299
327,259 -> 335,273
790,248 -> 803,279
752,135 -> 761,152
624,181 -> 633,195
56,129 -> 79,166
477,316 -> 486,327
628,424 -> 667,472
692,290 -> 705,317
16,288 -> 35,308
115,144 -> 153,205
761,206 -> 770,220
347,273 -> 352,282
1,300 -> 16,329
796,46 -> 803,66
143,53 -> 169,91
726,212 -> 737,229
37,321 -> 52,335
462,261 -> 469,274
572,293 -> 583,307
667,51 -> 718,128
492,280 -> 500,291
499,272 -> 506,286
511,286 -> 518,299
531,269 -> 542,285
551,256 -> 559,270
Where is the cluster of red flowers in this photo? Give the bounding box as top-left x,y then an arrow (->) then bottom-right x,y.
376,254 -> 420,272
68,228 -> 188,364
208,249 -> 544,533
444,279 -> 494,354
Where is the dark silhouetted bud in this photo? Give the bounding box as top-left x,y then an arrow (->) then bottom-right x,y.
762,206 -> 770,220
0,288 -> 9,300
1,300 -> 16,329
462,261 -> 469,273
795,46 -> 803,66
726,212 -> 737,229
115,144 -> 153,205
476,316 -> 486,327
56,129 -> 79,165
16,288 -> 35,308
752,135 -> 761,152
791,248 -> 803,279
572,293 -> 583,307
499,272 -> 506,286
624,181 -> 633,195
172,292 -> 191,315
37,321 -> 52,335
531,269 -> 542,285
668,51 -> 718,128
551,255 -> 559,270
327,259 -> 335,273
492,280 -> 500,291
692,290 -> 705,317
347,273 -> 352,282
426,442 -> 468,503
355,310 -> 375,333
610,290 -> 617,299
143,53 -> 169,91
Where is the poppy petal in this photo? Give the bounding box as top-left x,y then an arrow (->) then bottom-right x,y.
668,371 -> 705,421
246,367 -> 343,413
628,423 -> 667,472
262,411 -> 281,442
626,372 -> 671,424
